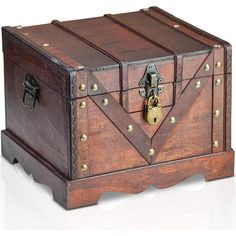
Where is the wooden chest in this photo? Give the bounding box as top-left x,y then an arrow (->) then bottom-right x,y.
1,6 -> 234,209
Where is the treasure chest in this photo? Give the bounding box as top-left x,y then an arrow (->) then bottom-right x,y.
1,6 -> 234,209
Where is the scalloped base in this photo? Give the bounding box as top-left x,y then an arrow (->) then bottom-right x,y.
1,129 -> 235,209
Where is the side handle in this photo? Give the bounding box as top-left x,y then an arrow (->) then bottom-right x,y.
22,74 -> 40,111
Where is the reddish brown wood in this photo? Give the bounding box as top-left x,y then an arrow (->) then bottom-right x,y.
52,17 -> 172,62
225,74 -> 232,151
1,6 -> 234,209
156,77 -> 212,163
104,12 -> 210,53
212,75 -> 224,153
127,59 -> 174,87
1,130 -> 234,209
79,97 -> 148,177
147,6 -> 230,47
1,130 -> 68,208
91,84 -> 152,163
125,83 -> 173,113
68,150 -> 234,209
3,56 -> 70,178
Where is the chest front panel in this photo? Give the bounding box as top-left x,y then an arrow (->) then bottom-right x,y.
72,50 -> 226,179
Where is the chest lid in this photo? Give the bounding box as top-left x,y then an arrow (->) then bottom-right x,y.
3,6 -> 229,100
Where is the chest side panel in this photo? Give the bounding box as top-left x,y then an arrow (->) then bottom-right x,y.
4,56 -> 70,178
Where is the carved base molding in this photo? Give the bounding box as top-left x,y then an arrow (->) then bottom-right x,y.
1,129 -> 234,210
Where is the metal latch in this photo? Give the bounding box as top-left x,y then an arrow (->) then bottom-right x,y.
22,74 -> 40,111
138,64 -> 164,125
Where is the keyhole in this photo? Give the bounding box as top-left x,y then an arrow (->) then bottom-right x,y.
154,118 -> 157,123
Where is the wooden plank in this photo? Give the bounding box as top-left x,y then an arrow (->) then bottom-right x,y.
147,7 -> 231,76
225,74 -> 232,150
212,75 -> 225,153
4,57 -> 69,177
147,7 -> 229,47
67,149 -> 234,209
155,77 -> 212,163
1,129 -> 234,209
5,24 -> 117,69
105,11 -> 210,54
54,17 -> 172,62
79,97 -> 148,177
151,76 -> 211,162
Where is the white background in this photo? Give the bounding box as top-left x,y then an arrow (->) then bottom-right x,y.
0,0 -> 235,233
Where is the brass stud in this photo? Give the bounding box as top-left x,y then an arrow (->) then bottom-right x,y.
77,65 -> 85,70
148,148 -> 155,156
195,80 -> 201,88
215,78 -> 222,86
79,84 -> 86,91
91,83 -> 98,92
215,61 -> 222,69
42,43 -> 50,47
23,32 -> 29,36
174,24 -> 180,28
214,44 -> 221,48
79,101 -> 87,109
127,125 -> 133,133
102,98 -> 109,106
204,64 -> 210,72
213,141 -> 220,148
81,164 -> 88,171
214,110 -> 220,118
169,117 -> 176,124
139,88 -> 146,97
80,134 -> 87,142
16,25 -> 23,29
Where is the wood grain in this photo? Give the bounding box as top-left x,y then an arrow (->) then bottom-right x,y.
1,130 -> 234,209
4,57 -> 70,178
155,77 -> 212,163
212,75 -> 224,153
1,6 -> 234,210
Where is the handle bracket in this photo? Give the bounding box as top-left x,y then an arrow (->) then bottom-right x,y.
22,74 -> 39,111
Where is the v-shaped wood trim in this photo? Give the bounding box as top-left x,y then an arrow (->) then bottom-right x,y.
90,51 -> 213,164
89,73 -> 152,163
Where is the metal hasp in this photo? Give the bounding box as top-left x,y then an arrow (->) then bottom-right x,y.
139,64 -> 164,125
22,74 -> 40,111
138,64 -> 164,98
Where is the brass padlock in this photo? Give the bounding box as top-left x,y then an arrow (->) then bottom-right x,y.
145,95 -> 162,125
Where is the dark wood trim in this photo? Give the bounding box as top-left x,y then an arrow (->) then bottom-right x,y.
225,74 -> 232,151
141,9 -> 211,49
174,54 -> 183,103
152,76 -> 211,161
2,26 -> 73,72
148,6 -> 230,47
151,52 -> 213,161
86,52 -> 213,164
104,14 -> 175,54
1,129 -> 234,209
51,20 -> 120,65
1,130 -> 68,209
147,6 -> 232,79
90,73 -> 151,163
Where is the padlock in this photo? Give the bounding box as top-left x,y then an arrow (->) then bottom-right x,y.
145,95 -> 162,125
